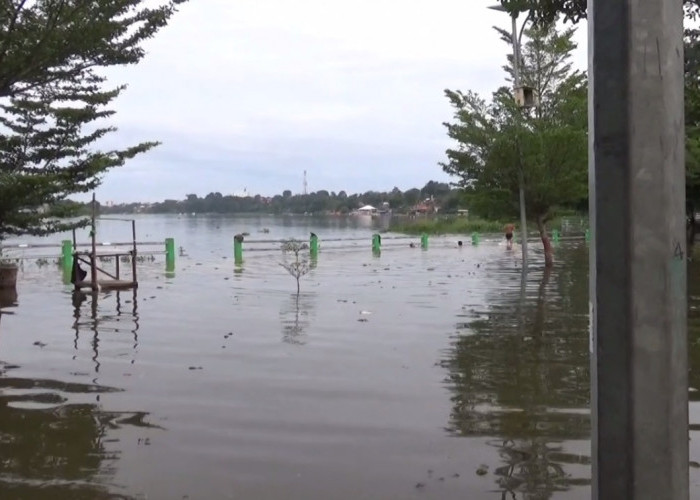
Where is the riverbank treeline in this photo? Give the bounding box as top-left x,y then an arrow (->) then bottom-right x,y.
76,181 -> 462,215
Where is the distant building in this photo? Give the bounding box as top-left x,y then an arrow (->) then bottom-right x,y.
355,204 -> 377,215
412,197 -> 439,215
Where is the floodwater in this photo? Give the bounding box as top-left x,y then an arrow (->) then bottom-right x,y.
0,214 -> 697,499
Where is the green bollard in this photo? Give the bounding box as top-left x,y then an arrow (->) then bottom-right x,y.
310,233 -> 319,258
61,239 -> 73,284
165,237 -> 175,272
61,240 -> 73,269
372,233 -> 381,254
471,232 -> 480,245
234,234 -> 244,264
552,229 -> 560,243
421,233 -> 429,250
585,228 -> 591,242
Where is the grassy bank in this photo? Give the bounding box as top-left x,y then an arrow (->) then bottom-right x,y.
389,216 -> 505,235
390,214 -> 589,236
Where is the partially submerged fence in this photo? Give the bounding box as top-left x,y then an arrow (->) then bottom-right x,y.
0,227 -> 590,276
0,238 -> 177,285
229,229 -> 590,264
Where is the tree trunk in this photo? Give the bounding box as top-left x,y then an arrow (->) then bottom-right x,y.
687,219 -> 696,252
687,201 -> 695,254
537,216 -> 554,268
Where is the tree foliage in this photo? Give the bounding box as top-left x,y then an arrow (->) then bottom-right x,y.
498,0 -> 586,25
499,0 -> 699,26
441,23 -> 587,227
0,0 -> 187,239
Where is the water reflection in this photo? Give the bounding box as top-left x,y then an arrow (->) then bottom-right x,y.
0,362 -> 157,499
687,257 -> 700,400
72,290 -> 140,374
279,292 -> 316,345
0,288 -> 17,309
0,289 -> 18,327
444,244 -> 590,498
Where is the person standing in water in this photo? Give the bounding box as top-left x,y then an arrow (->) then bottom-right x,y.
504,223 -> 515,250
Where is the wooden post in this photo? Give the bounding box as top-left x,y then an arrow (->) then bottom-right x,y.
90,194 -> 97,291
131,220 -> 138,287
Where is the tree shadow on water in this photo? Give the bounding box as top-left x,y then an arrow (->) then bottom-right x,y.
0,288 -> 154,499
0,361 -> 161,499
443,245 -> 591,499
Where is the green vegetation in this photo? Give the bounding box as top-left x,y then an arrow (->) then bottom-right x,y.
0,0 -> 186,240
506,0 -> 700,246
441,22 -> 587,266
498,0 -> 699,26
498,0 -> 586,25
390,212 -> 587,236
390,217 -> 505,235
280,239 -> 310,294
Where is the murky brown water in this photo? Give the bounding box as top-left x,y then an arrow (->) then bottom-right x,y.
0,215 -> 698,499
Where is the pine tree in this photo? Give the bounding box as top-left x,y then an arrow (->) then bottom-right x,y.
0,0 -> 187,238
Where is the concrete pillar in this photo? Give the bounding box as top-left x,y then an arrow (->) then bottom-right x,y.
589,0 -> 687,498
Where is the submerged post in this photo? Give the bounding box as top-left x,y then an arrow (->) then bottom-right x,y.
61,239 -> 72,274
165,237 -> 175,272
589,0 -> 687,498
372,233 -> 381,254
310,233 -> 319,258
234,234 -> 244,264
90,194 -> 98,291
131,220 -> 138,288
420,233 -> 428,250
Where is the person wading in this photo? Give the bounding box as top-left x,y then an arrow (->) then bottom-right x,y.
504,223 -> 515,250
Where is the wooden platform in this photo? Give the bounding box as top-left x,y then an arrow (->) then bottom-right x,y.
74,280 -> 137,291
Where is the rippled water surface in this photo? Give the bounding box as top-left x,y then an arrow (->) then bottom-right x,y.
1,214 -> 699,499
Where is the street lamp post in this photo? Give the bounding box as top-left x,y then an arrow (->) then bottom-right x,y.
489,4 -> 530,267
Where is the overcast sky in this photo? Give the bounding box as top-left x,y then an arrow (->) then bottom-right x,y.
92,0 -> 587,203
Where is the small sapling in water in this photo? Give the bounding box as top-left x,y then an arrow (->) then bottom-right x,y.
280,239 -> 310,294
